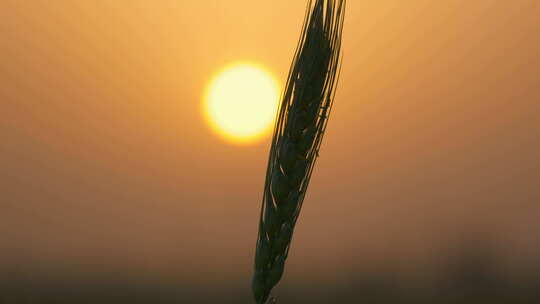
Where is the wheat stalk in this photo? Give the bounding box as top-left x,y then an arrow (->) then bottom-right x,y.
252,1 -> 346,303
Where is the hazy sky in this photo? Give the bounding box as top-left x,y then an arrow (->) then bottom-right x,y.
2,0 -> 539,294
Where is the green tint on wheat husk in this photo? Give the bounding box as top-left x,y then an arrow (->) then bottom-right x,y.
252,1 -> 346,303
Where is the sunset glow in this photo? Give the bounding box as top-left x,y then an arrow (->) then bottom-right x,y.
203,63 -> 280,144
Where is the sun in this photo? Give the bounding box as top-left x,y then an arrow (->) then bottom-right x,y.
203,63 -> 280,144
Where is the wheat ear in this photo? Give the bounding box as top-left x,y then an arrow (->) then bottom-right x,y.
252,1 -> 346,303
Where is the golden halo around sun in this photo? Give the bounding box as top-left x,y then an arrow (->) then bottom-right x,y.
203,63 -> 280,144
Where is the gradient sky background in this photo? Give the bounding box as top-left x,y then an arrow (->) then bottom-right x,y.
2,1 -> 540,302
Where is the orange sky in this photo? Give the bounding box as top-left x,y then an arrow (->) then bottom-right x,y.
2,0 -> 540,289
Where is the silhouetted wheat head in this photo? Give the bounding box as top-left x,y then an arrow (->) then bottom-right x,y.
252,1 -> 346,303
